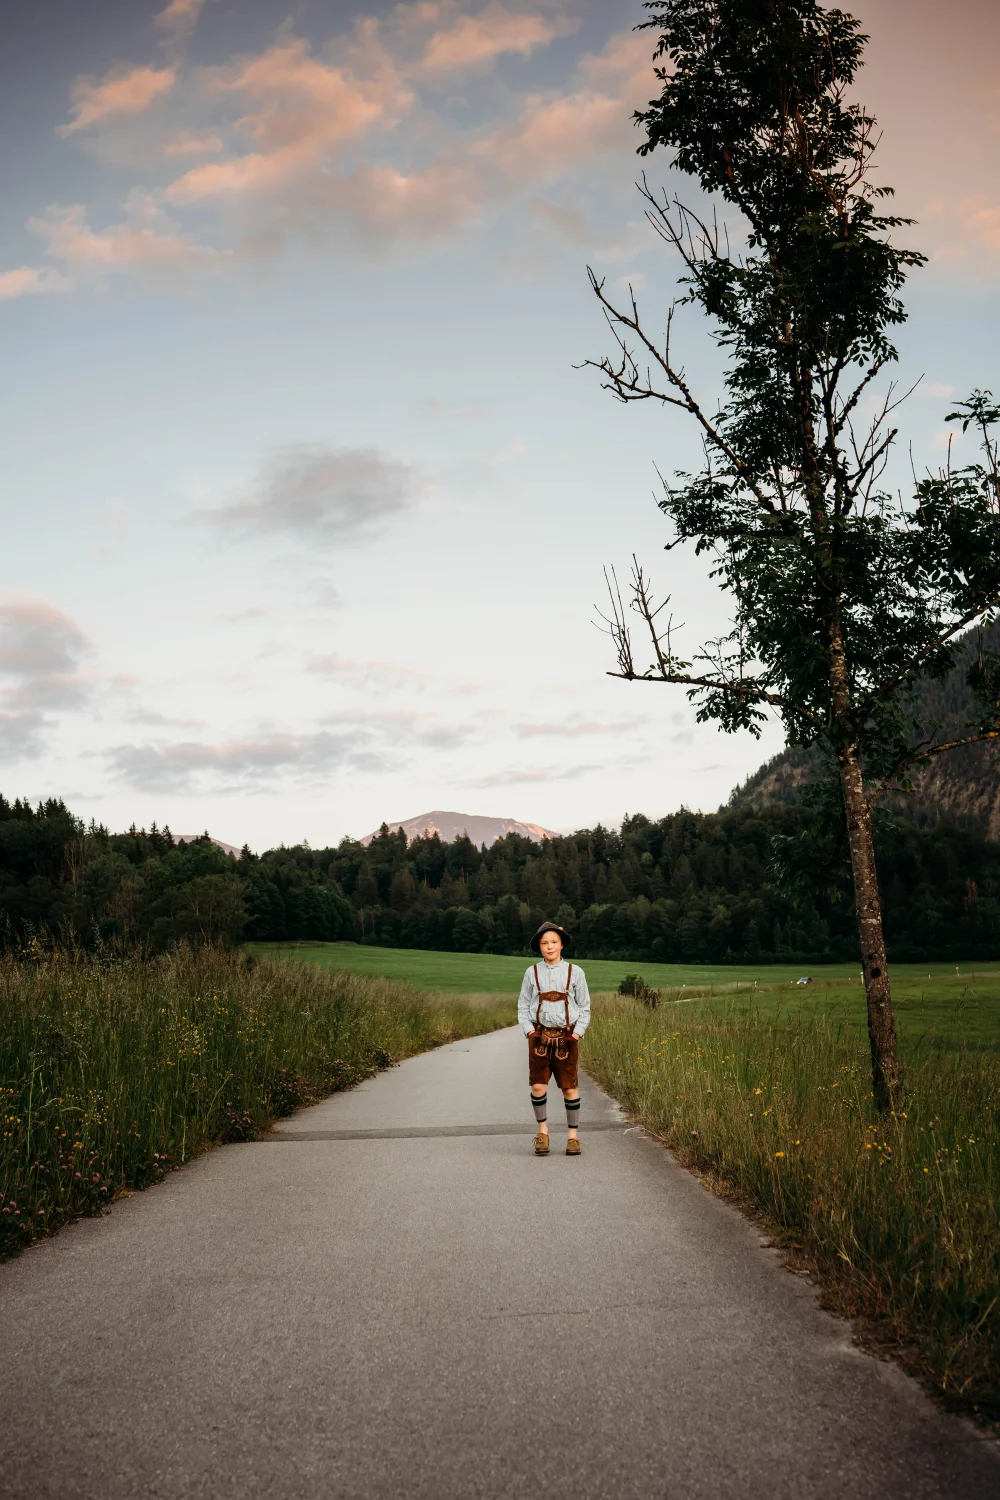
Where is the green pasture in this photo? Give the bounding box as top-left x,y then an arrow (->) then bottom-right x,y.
250,942 -> 1000,1056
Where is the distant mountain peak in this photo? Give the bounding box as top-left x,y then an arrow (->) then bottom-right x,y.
172,833 -> 243,858
360,810 -> 555,849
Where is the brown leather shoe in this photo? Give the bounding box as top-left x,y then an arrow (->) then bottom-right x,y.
534,1132 -> 550,1155
566,1137 -> 581,1155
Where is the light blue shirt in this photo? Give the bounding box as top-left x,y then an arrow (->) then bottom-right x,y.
517,959 -> 591,1039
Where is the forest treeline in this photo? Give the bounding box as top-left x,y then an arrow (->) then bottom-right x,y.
2,794 -> 999,964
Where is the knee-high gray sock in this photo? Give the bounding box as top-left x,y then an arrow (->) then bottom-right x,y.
532,1092 -> 548,1124
565,1097 -> 581,1130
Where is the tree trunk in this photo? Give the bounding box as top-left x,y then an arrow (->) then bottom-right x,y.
839,751 -> 902,1111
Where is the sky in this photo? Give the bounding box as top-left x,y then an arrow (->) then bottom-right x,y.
0,0 -> 998,850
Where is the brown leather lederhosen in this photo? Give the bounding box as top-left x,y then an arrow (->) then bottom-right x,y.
531,961 -> 574,1063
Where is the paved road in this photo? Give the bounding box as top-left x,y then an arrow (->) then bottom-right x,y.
1,1027 -> 996,1500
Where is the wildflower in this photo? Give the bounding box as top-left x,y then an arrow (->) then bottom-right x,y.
775,1151 -> 785,1158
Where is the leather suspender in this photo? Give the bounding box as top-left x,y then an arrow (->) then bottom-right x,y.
533,961 -> 573,1032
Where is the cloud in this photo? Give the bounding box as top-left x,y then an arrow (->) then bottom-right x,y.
470,761 -> 605,786
513,715 -> 642,738
155,23 -> 651,246
155,0 -> 207,40
0,596 -> 90,759
965,203 -> 1000,251
19,19 -> 658,282
196,444 -> 421,545
473,46 -> 647,184
28,194 -> 226,280
161,130 -> 224,158
164,37 -> 410,207
106,728 -> 383,793
59,65 -> 177,136
0,266 -> 71,300
309,654 -> 431,691
107,703 -> 472,792
417,4 -> 578,75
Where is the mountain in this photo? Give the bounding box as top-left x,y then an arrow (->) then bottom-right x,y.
728,622 -> 1000,837
172,834 -> 244,858
360,811 -> 556,849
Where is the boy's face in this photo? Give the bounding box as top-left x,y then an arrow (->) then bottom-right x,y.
539,931 -> 563,963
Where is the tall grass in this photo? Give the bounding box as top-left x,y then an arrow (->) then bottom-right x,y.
0,945 -> 514,1257
583,994 -> 1000,1425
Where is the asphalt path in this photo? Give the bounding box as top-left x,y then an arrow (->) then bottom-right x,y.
0,1026 -> 997,1500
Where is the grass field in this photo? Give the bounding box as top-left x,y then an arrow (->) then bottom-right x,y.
251,942 -> 1000,1055
248,940 -> 991,992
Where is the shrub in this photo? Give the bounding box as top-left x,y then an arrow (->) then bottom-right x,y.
618,973 -> 660,1006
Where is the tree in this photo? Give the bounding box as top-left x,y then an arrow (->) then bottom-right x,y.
587,0 -> 1000,1108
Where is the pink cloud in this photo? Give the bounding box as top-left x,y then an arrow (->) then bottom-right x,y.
477,91 -> 624,180
471,32 -> 652,188
160,25 -> 650,239
161,130 -> 224,158
28,195 -> 225,277
155,0 -> 207,38
165,38 -> 409,205
418,4 -> 578,75
0,266 -> 71,299
24,19 -> 658,278
59,64 -> 176,136
966,204 -> 1000,251
0,596 -> 91,755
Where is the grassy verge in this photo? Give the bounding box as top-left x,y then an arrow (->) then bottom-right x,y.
582,991 -> 1000,1426
0,945 -> 514,1258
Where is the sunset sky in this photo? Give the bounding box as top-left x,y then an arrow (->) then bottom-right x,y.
1,0 -> 998,849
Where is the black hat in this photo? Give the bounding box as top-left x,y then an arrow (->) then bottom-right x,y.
530,920 -> 571,955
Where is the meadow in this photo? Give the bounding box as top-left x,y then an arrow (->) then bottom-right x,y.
0,945 -> 512,1259
249,939 -> 986,995
252,942 -> 999,1053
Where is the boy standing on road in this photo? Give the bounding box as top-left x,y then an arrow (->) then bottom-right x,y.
518,921 -> 591,1157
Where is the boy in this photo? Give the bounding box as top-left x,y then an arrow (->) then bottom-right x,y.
518,920 -> 591,1156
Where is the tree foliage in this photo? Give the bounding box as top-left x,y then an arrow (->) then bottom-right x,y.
1,795 -> 998,967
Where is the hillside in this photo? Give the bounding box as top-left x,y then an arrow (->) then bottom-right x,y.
361,811 -> 555,848
729,623 -> 1000,837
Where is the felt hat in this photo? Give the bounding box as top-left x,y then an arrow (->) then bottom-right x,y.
530,920 -> 572,955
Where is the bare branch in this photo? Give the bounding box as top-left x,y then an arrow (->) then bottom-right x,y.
582,269 -> 778,515
598,556 -> 824,725
605,667 -> 822,723
911,729 -> 1000,762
